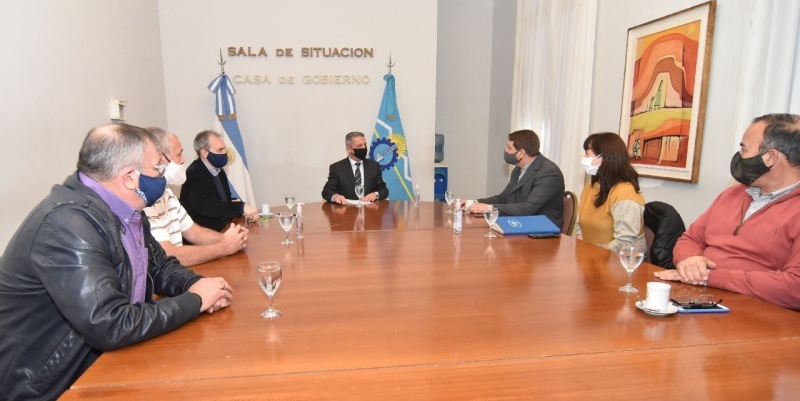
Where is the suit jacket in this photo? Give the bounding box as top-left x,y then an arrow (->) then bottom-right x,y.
478,155 -> 565,227
322,157 -> 389,201
180,158 -> 244,232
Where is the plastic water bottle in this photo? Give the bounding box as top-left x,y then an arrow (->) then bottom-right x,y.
413,183 -> 421,208
295,203 -> 304,239
453,199 -> 462,233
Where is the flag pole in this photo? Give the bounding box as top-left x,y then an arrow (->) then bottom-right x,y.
218,48 -> 226,74
385,52 -> 394,74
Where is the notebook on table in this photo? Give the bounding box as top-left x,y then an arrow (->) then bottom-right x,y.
490,215 -> 561,236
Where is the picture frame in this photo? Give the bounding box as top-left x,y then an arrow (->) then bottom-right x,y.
619,1 -> 716,183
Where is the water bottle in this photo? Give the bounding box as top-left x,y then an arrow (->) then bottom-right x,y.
453,199 -> 462,233
295,203 -> 304,239
413,183 -> 421,208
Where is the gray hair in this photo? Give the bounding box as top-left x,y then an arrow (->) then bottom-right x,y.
345,131 -> 365,146
77,124 -> 155,181
193,130 -> 223,156
756,113 -> 800,166
145,127 -> 173,155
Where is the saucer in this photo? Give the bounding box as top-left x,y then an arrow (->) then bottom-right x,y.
635,300 -> 678,317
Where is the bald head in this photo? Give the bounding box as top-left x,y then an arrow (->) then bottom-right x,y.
77,124 -> 155,182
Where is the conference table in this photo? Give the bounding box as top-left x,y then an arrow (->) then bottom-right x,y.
62,201 -> 800,400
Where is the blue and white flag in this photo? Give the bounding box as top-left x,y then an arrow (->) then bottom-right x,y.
370,73 -> 413,200
208,73 -> 256,205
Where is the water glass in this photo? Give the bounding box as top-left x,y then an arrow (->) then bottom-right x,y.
278,212 -> 295,245
445,190 -> 455,214
257,261 -> 282,319
484,205 -> 499,238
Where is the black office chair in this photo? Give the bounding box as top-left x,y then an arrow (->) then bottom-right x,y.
562,191 -> 578,235
643,201 -> 686,269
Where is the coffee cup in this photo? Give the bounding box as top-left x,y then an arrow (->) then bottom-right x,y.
261,204 -> 270,215
645,282 -> 671,311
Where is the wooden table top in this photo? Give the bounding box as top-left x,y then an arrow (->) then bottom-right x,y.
63,202 -> 800,400
263,200 -> 489,233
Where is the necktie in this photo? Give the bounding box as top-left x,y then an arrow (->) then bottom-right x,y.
355,162 -> 362,187
212,174 -> 227,201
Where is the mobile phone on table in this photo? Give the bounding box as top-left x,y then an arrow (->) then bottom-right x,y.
527,233 -> 560,239
675,303 -> 730,313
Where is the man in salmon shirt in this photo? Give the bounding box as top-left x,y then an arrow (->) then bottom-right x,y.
655,113 -> 800,310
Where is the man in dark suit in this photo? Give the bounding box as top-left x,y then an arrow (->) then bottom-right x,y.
322,131 -> 389,204
468,129 -> 565,227
180,130 -> 259,232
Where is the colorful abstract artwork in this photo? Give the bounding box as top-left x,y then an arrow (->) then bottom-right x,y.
619,1 -> 716,182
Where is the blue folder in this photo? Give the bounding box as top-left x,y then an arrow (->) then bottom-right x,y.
490,215 -> 561,235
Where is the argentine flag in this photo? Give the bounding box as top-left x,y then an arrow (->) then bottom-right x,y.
208,73 -> 256,205
370,73 -> 413,200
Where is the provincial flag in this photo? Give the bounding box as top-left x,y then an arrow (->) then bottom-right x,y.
208,73 -> 256,205
370,73 -> 413,200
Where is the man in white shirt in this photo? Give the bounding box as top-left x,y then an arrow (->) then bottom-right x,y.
144,127 -> 248,266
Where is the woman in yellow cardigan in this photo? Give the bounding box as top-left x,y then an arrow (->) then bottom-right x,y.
575,132 -> 646,252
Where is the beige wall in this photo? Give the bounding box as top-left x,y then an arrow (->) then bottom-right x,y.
158,0 -> 438,210
0,0 -> 167,248
590,0 -> 753,224
0,0 -> 437,249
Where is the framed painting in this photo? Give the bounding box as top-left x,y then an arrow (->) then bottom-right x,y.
619,1 -> 716,183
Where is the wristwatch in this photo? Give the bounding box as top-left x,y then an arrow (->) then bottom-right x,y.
373,191 -> 380,199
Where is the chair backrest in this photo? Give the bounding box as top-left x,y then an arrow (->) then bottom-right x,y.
562,191 -> 578,235
643,224 -> 655,263
643,201 -> 686,269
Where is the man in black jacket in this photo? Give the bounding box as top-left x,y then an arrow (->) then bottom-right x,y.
180,130 -> 259,231
322,131 -> 389,204
0,124 -> 234,400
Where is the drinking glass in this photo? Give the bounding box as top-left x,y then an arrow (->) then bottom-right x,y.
618,244 -> 645,293
444,190 -> 455,214
355,184 -> 365,207
257,261 -> 282,319
278,212 -> 295,245
484,205 -> 499,238
284,194 -> 296,211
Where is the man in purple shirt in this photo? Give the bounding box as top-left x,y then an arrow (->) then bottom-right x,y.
0,124 -> 234,400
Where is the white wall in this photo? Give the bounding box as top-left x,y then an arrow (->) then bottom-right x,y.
436,0 -> 493,199
436,0 -> 518,200
486,1 -> 518,196
158,0 -> 437,209
0,0 -> 167,248
591,0 -> 752,224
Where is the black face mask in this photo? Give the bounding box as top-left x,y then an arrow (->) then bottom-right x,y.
730,151 -> 771,185
352,147 -> 368,160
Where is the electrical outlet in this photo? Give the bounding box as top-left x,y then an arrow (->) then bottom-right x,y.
109,100 -> 127,121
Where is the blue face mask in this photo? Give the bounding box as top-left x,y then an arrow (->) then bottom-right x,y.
135,171 -> 167,208
206,151 -> 228,168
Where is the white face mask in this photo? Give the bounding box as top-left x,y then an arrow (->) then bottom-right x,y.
581,155 -> 601,176
163,161 -> 188,186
